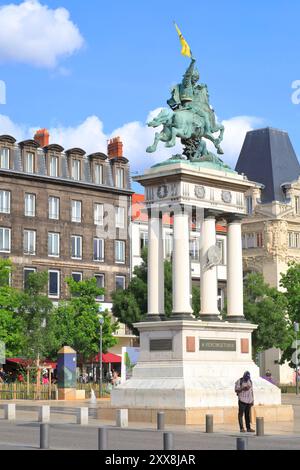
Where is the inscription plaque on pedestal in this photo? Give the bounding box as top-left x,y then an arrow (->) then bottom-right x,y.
199,339 -> 236,351
150,339 -> 173,351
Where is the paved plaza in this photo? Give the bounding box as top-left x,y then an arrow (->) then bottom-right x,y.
0,394 -> 299,450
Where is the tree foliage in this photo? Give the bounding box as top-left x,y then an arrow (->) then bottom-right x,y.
50,277 -> 118,363
243,273 -> 292,357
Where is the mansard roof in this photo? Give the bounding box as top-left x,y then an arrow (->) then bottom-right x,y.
235,127 -> 300,203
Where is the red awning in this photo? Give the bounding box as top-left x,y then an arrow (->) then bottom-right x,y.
6,358 -> 57,369
93,353 -> 121,363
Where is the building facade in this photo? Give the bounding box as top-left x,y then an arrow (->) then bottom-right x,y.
236,127 -> 300,384
0,132 -> 132,312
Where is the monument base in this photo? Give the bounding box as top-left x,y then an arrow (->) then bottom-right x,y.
58,388 -> 77,401
111,320 -> 292,423
99,404 -> 293,425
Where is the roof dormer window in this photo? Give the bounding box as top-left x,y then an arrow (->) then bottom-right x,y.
25,152 -> 34,173
0,147 -> 9,169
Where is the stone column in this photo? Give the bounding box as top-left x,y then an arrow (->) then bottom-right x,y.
147,208 -> 164,320
200,210 -> 220,321
226,215 -> 245,322
172,205 -> 193,318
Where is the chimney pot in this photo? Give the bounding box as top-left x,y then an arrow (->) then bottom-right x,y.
34,128 -> 50,148
108,136 -> 123,158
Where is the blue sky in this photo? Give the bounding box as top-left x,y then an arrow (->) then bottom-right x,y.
0,0 -> 300,186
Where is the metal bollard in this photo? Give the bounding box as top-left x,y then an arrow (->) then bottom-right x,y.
98,427 -> 108,450
256,417 -> 264,436
157,411 -> 165,430
236,437 -> 248,450
163,432 -> 173,450
40,423 -> 50,450
205,414 -> 213,433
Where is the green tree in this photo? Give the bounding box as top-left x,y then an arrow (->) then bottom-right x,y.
17,271 -> 54,362
279,263 -> 300,365
243,273 -> 292,358
50,277 -> 118,364
0,260 -> 25,357
112,249 -> 200,330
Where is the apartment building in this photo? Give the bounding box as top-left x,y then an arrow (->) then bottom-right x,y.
0,131 -> 132,311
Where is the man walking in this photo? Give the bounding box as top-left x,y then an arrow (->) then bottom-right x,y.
235,371 -> 255,433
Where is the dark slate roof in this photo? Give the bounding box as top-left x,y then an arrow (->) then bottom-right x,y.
235,127 -> 300,203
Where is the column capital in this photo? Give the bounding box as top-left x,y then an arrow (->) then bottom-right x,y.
203,209 -> 223,220
225,213 -> 245,224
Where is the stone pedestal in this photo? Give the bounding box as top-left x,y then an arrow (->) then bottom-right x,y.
112,321 -> 278,404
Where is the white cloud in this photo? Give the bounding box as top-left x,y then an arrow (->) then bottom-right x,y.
0,0 -> 84,68
0,112 -> 263,173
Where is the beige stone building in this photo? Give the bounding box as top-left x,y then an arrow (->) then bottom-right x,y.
236,127 -> 300,384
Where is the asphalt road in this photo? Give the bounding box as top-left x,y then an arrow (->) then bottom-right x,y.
0,421 -> 300,450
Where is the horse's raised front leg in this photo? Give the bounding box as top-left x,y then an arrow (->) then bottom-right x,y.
146,132 -> 161,153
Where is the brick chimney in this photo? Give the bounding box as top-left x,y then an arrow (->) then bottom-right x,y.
34,128 -> 50,148
107,136 -> 123,158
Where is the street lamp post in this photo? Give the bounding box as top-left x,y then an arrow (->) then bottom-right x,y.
295,322 -> 299,395
98,313 -> 104,398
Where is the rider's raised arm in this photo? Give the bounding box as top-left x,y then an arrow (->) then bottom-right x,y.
182,58 -> 196,87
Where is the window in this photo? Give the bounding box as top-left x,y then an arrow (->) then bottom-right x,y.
49,156 -> 58,177
115,240 -> 125,263
24,268 -> 36,290
72,272 -> 82,283
288,232 -> 300,248
72,159 -> 80,180
0,227 -> 11,252
25,152 -> 34,173
94,203 -> 104,225
24,230 -> 36,255
216,239 -> 225,265
0,148 -> 9,169
140,232 -> 148,254
95,164 -> 103,184
48,270 -> 60,298
115,206 -> 125,229
242,233 -> 263,249
246,196 -> 253,215
295,196 -> 300,215
72,200 -> 81,223
190,238 -> 200,261
95,274 -> 105,301
71,235 -> 82,259
217,288 -> 225,311
116,275 -> 126,290
94,238 -> 104,261
49,197 -> 60,220
116,167 -> 124,188
25,193 -> 36,217
164,233 -> 173,259
0,190 -> 10,213
48,232 -> 60,257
